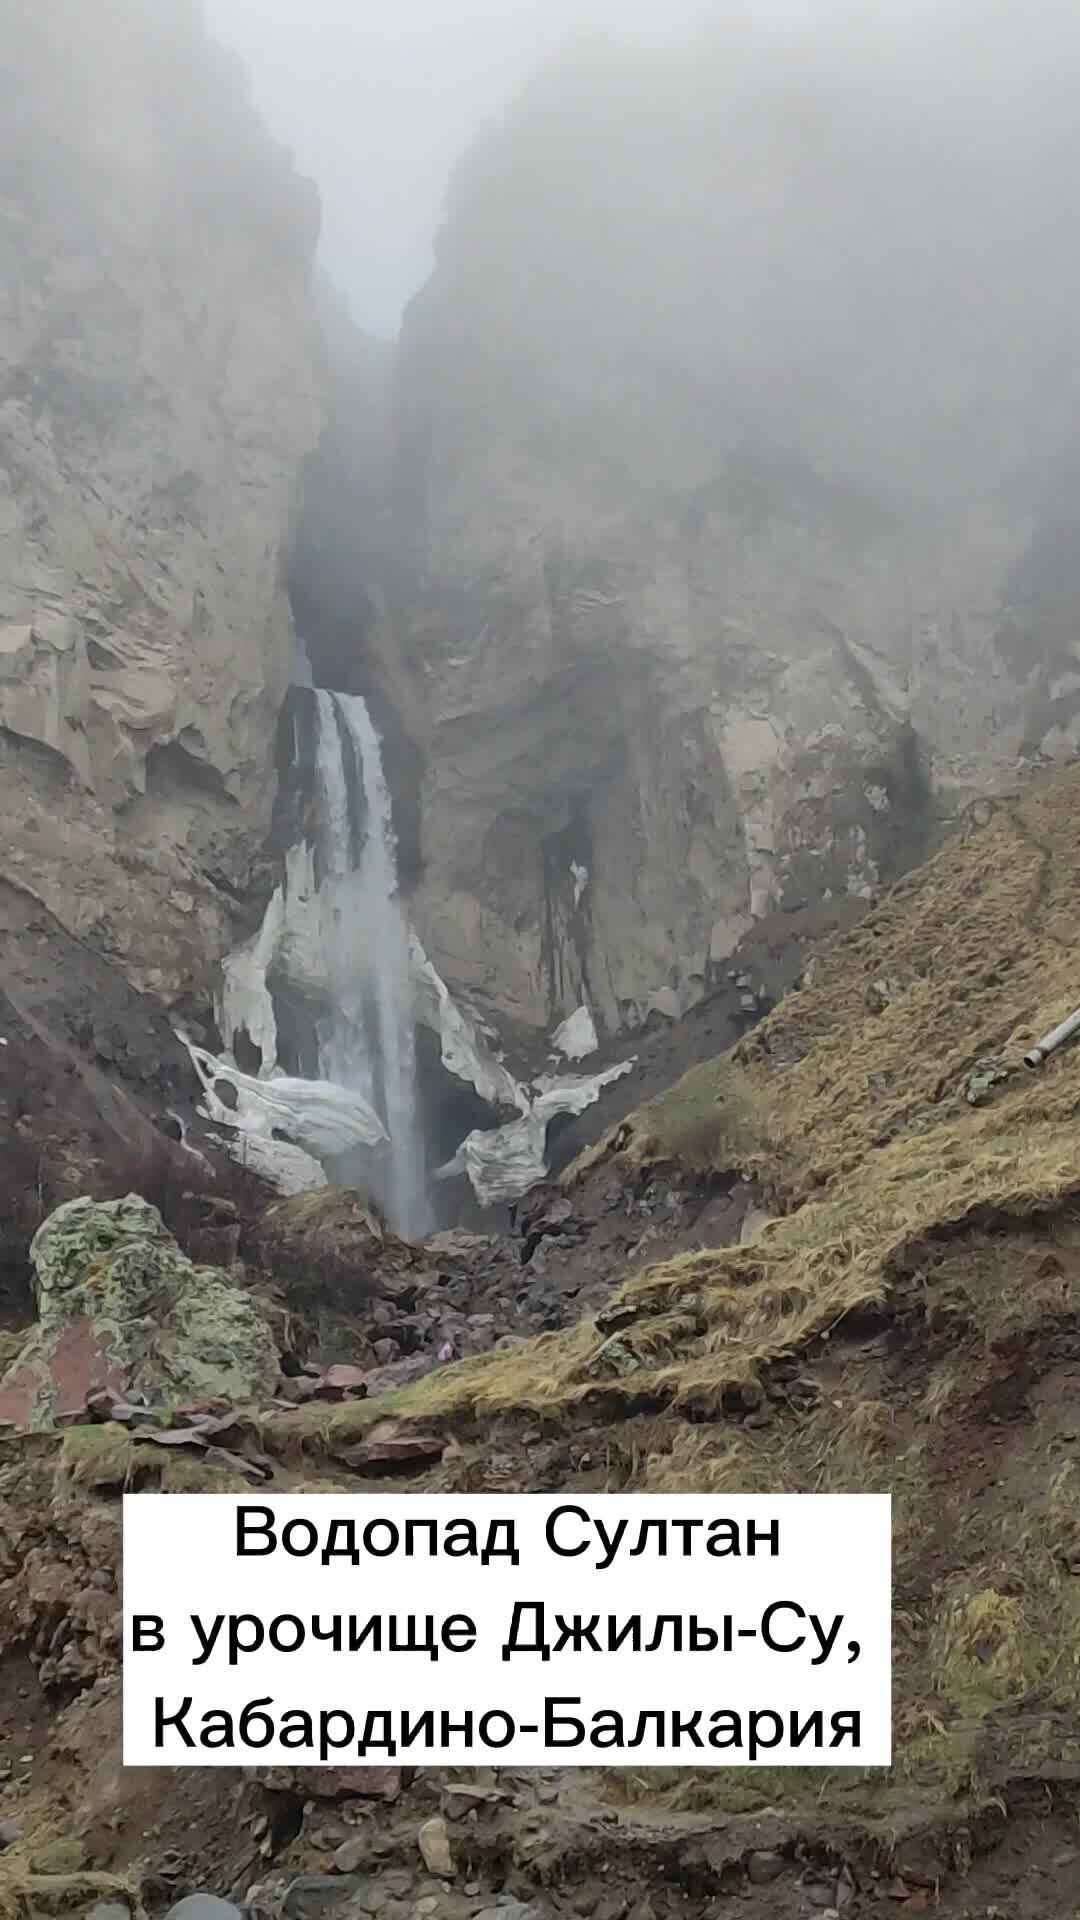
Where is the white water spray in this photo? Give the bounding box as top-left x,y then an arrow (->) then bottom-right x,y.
313,689 -> 429,1237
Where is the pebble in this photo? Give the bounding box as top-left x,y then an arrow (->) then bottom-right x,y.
746,1850 -> 785,1885
332,1838 -> 368,1874
86,1904 -> 132,1920
165,1901 -> 246,1920
0,1819 -> 23,1850
351,1891 -> 390,1916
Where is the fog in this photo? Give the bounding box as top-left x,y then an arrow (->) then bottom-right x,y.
205,0 -> 811,334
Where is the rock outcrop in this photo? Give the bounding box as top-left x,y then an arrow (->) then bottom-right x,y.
0,0 -> 323,1012
0,1194 -> 280,1428
368,9 -> 1080,1042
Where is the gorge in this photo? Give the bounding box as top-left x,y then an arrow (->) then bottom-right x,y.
4,2 -> 1080,1909
4,0 -> 1080,1228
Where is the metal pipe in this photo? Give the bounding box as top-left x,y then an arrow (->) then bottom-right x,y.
1024,1005 -> 1080,1069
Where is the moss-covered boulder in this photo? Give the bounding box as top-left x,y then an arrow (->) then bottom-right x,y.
0,1194 -> 279,1430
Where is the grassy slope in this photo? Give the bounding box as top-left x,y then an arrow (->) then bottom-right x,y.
316,767 -> 1080,1426
283,765 -> 1080,1811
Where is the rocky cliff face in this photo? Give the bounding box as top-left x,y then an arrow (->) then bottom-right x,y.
0,0 -> 323,1014
376,10 -> 1080,1041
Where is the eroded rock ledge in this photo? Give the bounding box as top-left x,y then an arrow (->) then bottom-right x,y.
0,0 -> 324,1012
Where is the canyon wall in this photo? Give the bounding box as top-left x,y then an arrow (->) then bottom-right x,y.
0,0 -> 323,1016
376,11 -> 1080,1041
6,0 -> 1080,1097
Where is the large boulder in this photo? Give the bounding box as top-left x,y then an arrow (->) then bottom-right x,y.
252,1188 -> 427,1314
0,1195 -> 279,1430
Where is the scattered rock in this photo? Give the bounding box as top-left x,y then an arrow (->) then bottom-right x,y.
417,1815 -> 454,1877
257,1766 -> 402,1803
244,1880 -> 291,1920
0,1819 -> 22,1849
332,1837 -> 369,1874
282,1876 -> 361,1920
86,1903 -> 133,1920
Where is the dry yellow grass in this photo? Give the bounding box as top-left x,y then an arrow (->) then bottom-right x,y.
309,767 -> 1078,1435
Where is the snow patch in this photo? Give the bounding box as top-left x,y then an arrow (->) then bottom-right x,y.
552,1004 -> 599,1062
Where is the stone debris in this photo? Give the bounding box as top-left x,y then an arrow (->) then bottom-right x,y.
309,1364 -> 370,1402
865,976 -> 902,1013
965,1057 -> 1011,1106
746,1849 -> 786,1884
331,1838 -> 369,1874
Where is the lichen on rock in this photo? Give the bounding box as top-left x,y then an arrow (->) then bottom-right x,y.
0,1194 -> 279,1430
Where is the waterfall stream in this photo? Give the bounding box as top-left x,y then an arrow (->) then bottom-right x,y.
313,689 -> 429,1237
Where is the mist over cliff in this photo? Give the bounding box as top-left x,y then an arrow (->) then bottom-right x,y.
340,0 -> 1080,1038
0,0 -> 323,1010
5,0 -> 1080,1219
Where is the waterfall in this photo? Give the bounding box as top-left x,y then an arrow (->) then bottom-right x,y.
313,689 -> 429,1238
